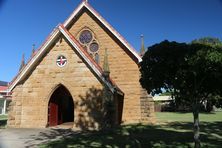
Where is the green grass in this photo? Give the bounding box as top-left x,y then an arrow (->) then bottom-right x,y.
0,114 -> 7,128
40,112 -> 222,148
156,111 -> 222,123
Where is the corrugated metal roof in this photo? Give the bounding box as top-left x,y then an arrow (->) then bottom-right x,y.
153,96 -> 172,101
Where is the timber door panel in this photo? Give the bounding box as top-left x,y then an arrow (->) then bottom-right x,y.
49,102 -> 58,126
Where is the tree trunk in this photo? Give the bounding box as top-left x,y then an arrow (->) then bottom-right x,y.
193,103 -> 200,148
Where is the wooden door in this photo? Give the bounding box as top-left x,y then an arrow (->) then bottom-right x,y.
48,102 -> 58,126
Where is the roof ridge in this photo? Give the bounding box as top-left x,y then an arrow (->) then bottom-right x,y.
63,1 -> 142,63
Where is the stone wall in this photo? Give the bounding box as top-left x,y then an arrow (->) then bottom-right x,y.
140,87 -> 156,123
8,9 -> 155,128
8,37 -> 104,129
68,11 -> 153,123
7,85 -> 23,127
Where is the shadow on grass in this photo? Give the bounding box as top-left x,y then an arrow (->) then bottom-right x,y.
164,121 -> 222,145
37,122 -> 222,148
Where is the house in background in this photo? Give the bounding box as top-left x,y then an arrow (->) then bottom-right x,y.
0,81 -> 11,115
153,96 -> 173,112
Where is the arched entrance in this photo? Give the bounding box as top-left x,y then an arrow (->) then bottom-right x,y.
48,85 -> 74,126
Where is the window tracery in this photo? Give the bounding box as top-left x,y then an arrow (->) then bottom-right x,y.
78,28 -> 99,64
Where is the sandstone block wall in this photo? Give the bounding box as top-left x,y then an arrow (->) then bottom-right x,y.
8,37 -> 104,129
8,8 -> 155,128
68,11 -> 154,123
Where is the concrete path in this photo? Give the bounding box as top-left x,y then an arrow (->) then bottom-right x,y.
0,127 -> 77,148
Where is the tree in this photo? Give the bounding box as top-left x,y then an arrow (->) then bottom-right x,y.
192,37 -> 222,112
192,37 -> 222,48
140,40 -> 222,148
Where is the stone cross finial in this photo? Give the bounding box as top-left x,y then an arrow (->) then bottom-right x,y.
140,34 -> 145,56
32,44 -> 35,55
103,48 -> 110,72
103,48 -> 110,78
19,53 -> 25,71
83,0 -> 88,3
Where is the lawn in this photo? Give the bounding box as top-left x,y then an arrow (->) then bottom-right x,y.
0,114 -> 7,128
40,112 -> 222,148
156,111 -> 222,123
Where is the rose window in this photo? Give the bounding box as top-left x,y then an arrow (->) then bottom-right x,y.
78,29 -> 99,63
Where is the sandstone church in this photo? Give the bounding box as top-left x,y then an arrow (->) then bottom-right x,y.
7,1 -> 155,129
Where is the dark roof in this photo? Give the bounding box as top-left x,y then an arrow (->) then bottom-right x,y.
0,81 -> 8,86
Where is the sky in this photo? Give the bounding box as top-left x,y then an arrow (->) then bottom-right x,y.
0,0 -> 222,82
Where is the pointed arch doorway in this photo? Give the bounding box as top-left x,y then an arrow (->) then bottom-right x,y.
48,85 -> 74,127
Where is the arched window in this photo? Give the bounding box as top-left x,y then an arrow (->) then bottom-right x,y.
78,28 -> 100,64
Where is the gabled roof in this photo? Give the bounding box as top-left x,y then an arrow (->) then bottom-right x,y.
0,86 -> 7,92
63,1 -> 142,63
9,24 -> 123,95
9,1 -> 136,95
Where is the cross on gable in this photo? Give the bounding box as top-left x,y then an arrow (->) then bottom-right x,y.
56,55 -> 67,67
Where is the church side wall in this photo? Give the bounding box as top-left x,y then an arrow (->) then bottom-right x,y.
69,12 -> 142,123
8,37 -> 104,129
7,85 -> 23,128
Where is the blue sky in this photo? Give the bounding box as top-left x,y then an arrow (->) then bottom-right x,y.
0,0 -> 222,82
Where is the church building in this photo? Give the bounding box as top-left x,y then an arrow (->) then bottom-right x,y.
7,1 -> 155,129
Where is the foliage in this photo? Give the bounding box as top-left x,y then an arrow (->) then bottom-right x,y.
140,40 -> 188,96
140,40 -> 222,147
192,37 -> 222,48
140,40 -> 222,107
191,37 -> 222,112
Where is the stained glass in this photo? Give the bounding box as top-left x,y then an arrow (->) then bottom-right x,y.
79,30 -> 93,44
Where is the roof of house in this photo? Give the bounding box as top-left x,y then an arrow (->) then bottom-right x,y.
153,96 -> 172,101
9,24 -> 123,95
0,86 -> 7,92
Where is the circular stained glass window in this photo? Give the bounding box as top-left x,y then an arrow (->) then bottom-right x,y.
79,30 -> 93,44
89,42 -> 99,52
